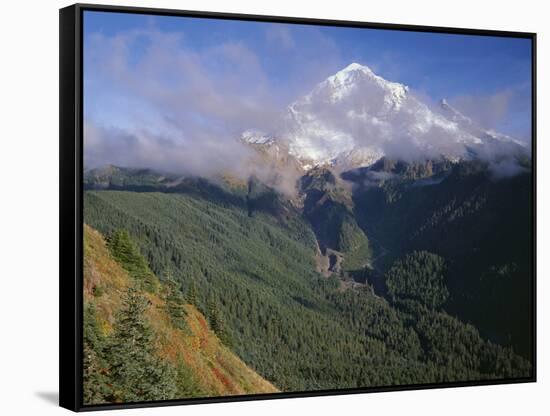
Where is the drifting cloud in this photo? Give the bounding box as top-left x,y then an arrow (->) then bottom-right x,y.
450,91 -> 512,133
84,28 -> 287,179
448,83 -> 532,145
489,158 -> 528,179
84,122 -> 255,178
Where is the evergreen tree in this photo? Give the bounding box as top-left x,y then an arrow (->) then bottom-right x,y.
207,297 -> 233,347
165,278 -> 187,330
207,298 -> 221,334
105,287 -> 177,402
386,251 -> 449,309
83,343 -> 110,404
174,354 -> 204,398
107,230 -> 158,293
186,280 -> 198,305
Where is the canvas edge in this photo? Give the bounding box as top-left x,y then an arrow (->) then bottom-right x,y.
60,4 -> 83,412
59,3 -> 538,412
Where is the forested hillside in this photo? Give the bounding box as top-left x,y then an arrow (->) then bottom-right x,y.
83,164 -> 532,396
83,224 -> 277,405
348,160 -> 533,358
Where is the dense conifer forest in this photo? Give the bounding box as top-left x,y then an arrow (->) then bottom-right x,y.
82,160 -> 533,402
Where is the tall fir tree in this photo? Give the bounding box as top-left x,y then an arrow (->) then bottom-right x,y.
207,297 -> 221,333
106,230 -> 158,293
207,297 -> 233,346
165,278 -> 187,330
105,287 -> 177,402
186,280 -> 198,305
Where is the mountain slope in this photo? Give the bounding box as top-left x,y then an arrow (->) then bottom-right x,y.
346,160 -> 533,358
299,167 -> 371,272
83,224 -> 278,404
84,185 -> 531,392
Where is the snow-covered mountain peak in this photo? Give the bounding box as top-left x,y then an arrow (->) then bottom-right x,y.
241,130 -> 275,145
283,63 -> 415,167
241,63 -> 527,172
314,62 -> 409,109
342,62 -> 372,72
329,62 -> 376,81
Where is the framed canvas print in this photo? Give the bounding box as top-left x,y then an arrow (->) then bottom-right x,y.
59,3 -> 536,411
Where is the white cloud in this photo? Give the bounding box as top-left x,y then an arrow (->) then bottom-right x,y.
449,90 -> 513,131
84,28 -> 285,176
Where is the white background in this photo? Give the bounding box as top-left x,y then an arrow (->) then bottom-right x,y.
0,0 -> 547,414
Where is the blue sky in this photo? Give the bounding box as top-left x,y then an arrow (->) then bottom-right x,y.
83,10 -> 532,171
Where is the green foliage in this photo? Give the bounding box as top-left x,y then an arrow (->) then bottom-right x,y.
84,187 -> 531,392
83,343 -> 109,405
397,299 -> 531,380
165,278 -> 188,331
105,287 -> 178,402
107,230 -> 158,293
82,230 -> 232,405
207,297 -> 233,347
301,177 -> 371,271
83,286 -> 183,404
84,165 -> 172,189
386,251 -> 449,309
351,161 -> 533,358
207,298 -> 221,333
338,216 -> 371,271
174,355 -> 205,398
186,280 -> 198,305
83,304 -> 111,404
92,285 -> 104,297
327,286 -> 423,360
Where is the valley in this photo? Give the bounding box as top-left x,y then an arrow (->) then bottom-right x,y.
83,155 -> 533,400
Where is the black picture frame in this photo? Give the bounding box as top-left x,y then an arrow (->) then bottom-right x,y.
60,3 -> 537,412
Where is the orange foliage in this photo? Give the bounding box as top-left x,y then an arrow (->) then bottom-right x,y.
211,366 -> 236,391
83,224 -> 279,398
